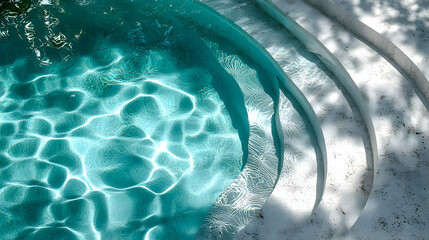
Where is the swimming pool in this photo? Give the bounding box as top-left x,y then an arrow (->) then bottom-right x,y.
1,0 -> 327,239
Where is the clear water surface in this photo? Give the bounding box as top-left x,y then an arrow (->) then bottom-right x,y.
0,0 -> 258,239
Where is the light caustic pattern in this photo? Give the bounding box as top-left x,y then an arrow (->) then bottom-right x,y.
0,47 -> 242,239
195,39 -> 279,239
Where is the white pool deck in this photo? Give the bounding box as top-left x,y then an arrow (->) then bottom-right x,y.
202,0 -> 428,239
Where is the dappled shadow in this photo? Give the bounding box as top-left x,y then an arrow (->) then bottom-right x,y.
335,0 -> 429,54
202,0 -> 429,238
272,0 -> 429,111
250,0 -> 429,238
300,0 -> 429,110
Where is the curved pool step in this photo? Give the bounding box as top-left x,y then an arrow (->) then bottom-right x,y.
198,0 -> 374,238
252,0 -> 378,234
305,0 -> 429,102
238,0 -> 429,239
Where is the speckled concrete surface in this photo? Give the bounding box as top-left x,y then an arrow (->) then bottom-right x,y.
329,0 -> 429,82
234,0 -> 429,239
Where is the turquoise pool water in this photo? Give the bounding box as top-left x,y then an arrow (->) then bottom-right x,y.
0,0 -> 260,239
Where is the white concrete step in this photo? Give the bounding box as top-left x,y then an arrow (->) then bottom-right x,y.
237,0 -> 429,239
